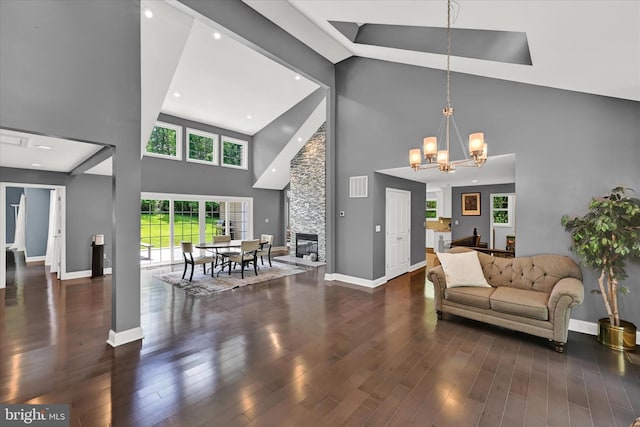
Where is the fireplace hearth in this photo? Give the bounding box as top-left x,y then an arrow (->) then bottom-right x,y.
296,233 -> 318,260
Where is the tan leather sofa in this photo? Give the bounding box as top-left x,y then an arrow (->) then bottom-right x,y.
428,247 -> 584,352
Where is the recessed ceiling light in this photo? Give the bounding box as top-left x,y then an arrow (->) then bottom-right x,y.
173,92 -> 181,98
271,168 -> 277,173
31,163 -> 41,167
247,115 -> 252,120
36,145 -> 52,150
213,32 -> 221,40
471,179 -> 478,183
297,137 -> 302,142
294,75 -> 301,80
143,8 -> 153,18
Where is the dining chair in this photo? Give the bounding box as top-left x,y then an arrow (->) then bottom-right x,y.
212,234 -> 236,268
181,241 -> 215,281
256,234 -> 274,267
226,239 -> 260,279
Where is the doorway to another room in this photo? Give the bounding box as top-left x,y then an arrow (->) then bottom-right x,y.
1,183 -> 65,289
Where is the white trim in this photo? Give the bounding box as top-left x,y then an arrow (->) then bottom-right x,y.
568,318 -> 640,345
107,327 -> 144,347
25,255 -> 46,263
144,121 -> 183,160
1,182 -> 66,289
220,135 -> 248,170
324,273 -> 387,289
410,260 -> 426,271
60,268 -> 112,280
186,128 -> 218,165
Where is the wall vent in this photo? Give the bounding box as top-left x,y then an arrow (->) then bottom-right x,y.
349,176 -> 368,198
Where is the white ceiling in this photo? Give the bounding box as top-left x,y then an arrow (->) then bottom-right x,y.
379,154 -> 516,191
0,129 -> 103,173
245,0 -> 640,101
154,7 -> 320,136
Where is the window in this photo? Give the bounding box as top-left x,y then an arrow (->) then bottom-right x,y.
221,136 -> 248,169
145,121 -> 182,160
491,194 -> 514,227
187,128 -> 218,165
426,200 -> 438,219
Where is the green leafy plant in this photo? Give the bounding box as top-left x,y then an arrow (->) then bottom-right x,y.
561,187 -> 640,327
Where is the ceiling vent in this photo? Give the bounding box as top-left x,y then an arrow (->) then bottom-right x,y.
349,176 -> 368,198
0,133 -> 29,147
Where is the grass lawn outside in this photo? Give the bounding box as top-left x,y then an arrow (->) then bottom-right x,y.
140,213 -> 223,248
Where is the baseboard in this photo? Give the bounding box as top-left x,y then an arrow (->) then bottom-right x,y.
26,255 -> 46,263
61,268 -> 112,280
325,262 -> 426,290
324,273 -> 387,289
569,318 -> 640,345
107,327 -> 144,347
410,260 -> 426,271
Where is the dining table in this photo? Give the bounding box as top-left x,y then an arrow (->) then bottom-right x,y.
195,239 -> 267,276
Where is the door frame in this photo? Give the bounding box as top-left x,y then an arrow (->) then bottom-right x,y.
385,187 -> 411,279
1,182 -> 67,289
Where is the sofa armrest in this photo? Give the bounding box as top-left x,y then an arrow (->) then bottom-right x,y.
427,266 -> 447,311
546,277 -> 584,343
548,277 -> 584,312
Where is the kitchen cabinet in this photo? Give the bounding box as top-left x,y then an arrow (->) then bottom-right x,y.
426,229 -> 435,248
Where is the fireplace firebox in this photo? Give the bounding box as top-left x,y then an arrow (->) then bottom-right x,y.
295,233 -> 318,259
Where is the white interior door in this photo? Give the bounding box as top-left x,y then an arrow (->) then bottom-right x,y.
386,188 -> 411,280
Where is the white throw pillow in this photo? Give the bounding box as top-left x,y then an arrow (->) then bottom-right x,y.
436,251 -> 491,288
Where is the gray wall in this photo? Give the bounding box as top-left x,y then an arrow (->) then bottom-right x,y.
143,114 -> 284,245
66,174 -> 113,271
335,56 -> 640,326
451,183 -> 516,245
0,0 -> 141,334
253,88 -> 326,182
24,188 -> 50,258
5,187 -> 23,244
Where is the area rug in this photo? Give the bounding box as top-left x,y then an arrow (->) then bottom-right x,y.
153,261 -> 306,297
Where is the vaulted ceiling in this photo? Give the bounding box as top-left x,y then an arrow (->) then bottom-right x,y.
2,1 -> 637,185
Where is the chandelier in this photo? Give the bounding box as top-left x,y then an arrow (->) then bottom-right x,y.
409,0 -> 487,172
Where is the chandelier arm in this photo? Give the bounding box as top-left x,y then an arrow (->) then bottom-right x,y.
436,115 -> 446,148
450,115 -> 469,160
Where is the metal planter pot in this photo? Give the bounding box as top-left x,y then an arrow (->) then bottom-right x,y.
597,318 -> 637,351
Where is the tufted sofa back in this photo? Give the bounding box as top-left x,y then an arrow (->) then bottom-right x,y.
448,247 -> 582,293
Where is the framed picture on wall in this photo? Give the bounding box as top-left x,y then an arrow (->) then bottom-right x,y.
462,192 -> 481,216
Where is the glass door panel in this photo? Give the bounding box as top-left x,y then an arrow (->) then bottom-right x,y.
140,199 -> 170,265
173,200 -> 200,261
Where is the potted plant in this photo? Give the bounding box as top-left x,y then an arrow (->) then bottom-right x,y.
561,187 -> 640,351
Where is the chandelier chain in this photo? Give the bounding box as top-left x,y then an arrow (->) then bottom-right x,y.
446,0 -> 451,109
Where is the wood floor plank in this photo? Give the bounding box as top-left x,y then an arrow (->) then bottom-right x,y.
1,258 -> 638,426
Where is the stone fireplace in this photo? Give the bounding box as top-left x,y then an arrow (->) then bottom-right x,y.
289,123 -> 326,261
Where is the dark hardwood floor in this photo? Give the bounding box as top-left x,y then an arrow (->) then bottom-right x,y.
1,253 -> 639,426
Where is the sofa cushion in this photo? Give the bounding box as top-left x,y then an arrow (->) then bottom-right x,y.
489,287 -> 549,321
436,251 -> 491,288
445,287 -> 495,309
